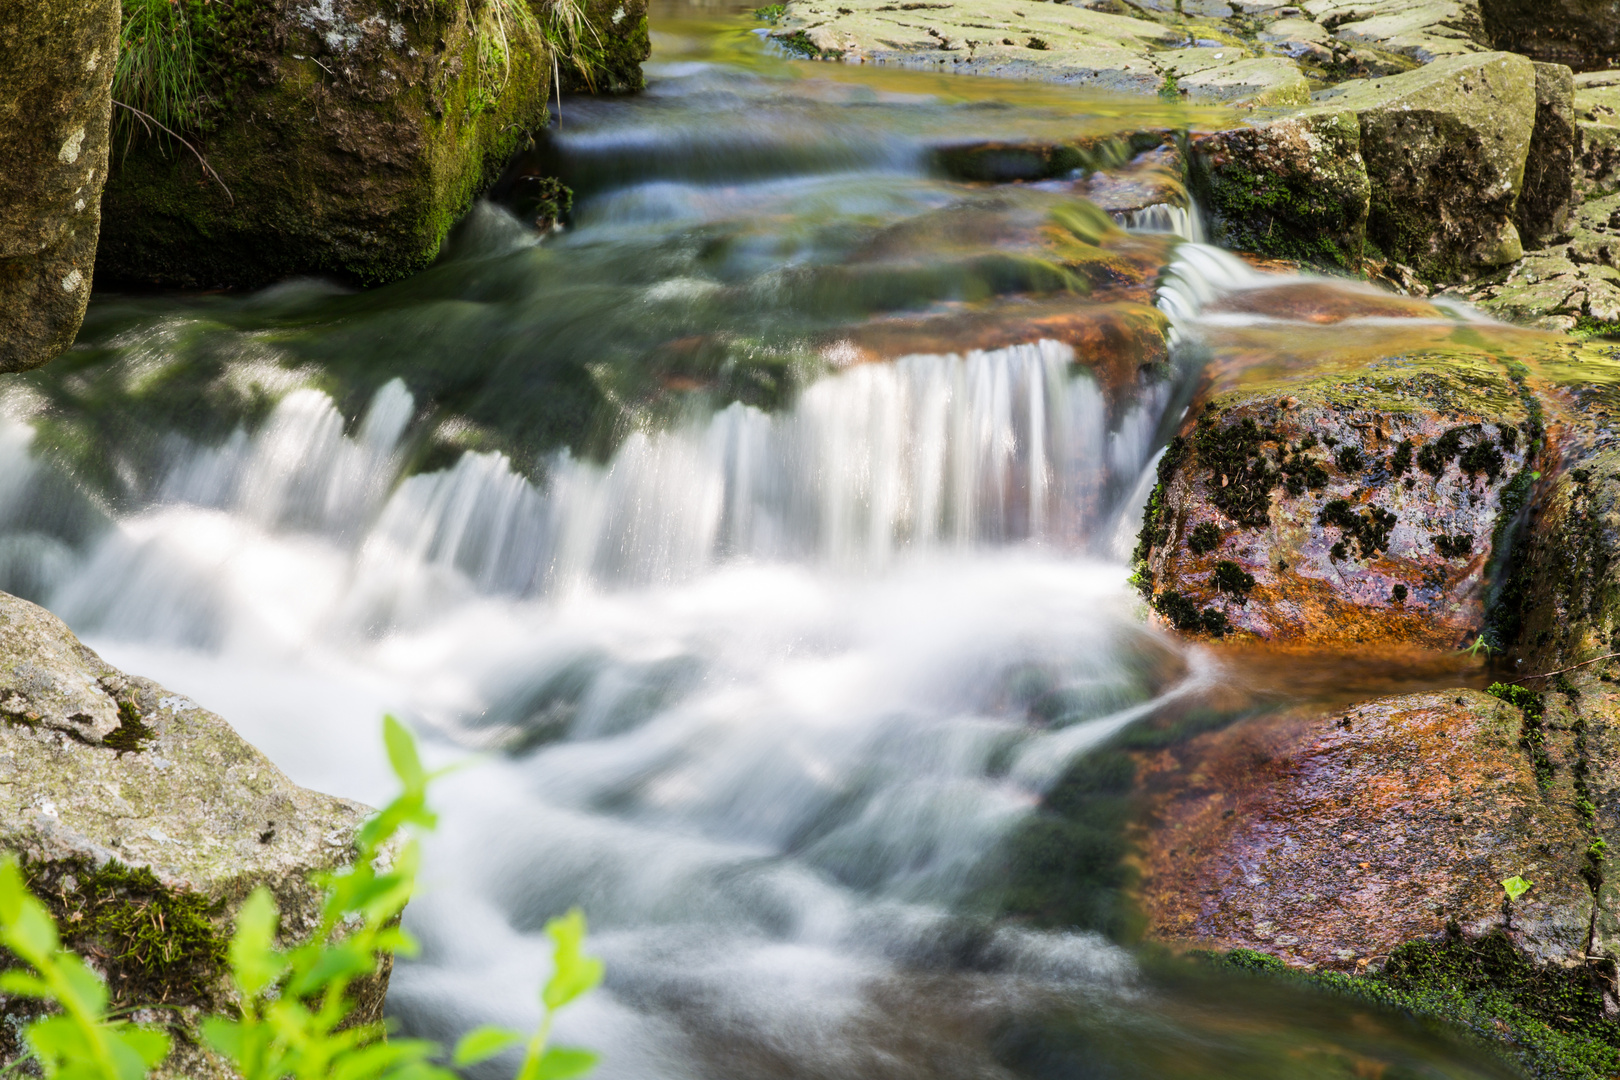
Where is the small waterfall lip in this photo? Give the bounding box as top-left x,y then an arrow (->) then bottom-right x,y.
1116,201 -> 1205,244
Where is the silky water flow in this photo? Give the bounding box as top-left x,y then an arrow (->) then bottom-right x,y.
0,9 -> 1528,1079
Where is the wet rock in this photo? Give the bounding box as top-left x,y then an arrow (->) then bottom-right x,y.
1067,143 -> 1190,217
1190,111 -> 1370,270
1480,0 -> 1620,74
1516,62 -> 1579,246
1311,52 -> 1537,281
0,590 -> 380,1072
0,0 -> 118,373
1134,690 -> 1594,970
1134,341 -> 1531,648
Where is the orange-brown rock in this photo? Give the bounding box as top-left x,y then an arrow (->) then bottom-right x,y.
1205,281 -> 1446,324
1134,689 -> 1594,970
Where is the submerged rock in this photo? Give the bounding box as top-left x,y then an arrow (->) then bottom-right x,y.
0,0 -> 118,372
1135,690 -> 1593,970
0,591 -> 378,1074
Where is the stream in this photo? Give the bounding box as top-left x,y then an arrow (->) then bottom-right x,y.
0,6 -> 1532,1078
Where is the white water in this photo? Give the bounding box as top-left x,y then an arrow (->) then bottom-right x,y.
0,240 -> 1274,1075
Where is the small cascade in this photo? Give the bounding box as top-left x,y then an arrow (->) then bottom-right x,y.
1117,201 -> 1206,244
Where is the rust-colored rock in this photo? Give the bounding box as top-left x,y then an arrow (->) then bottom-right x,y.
1206,281 -> 1444,323
1134,689 -> 1593,970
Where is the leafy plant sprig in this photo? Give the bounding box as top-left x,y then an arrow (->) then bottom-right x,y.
0,716 -> 602,1080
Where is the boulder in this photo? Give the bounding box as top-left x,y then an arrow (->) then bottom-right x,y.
1480,0 -> 1620,74
1190,111 -> 1371,270
1516,62 -> 1579,246
94,0 -> 604,289
1310,51 -> 1537,281
0,0 -> 118,373
1135,690 -> 1594,971
1133,337 -> 1532,648
0,591 -> 379,1076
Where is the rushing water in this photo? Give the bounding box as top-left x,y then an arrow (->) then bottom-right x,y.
0,7 -> 1529,1079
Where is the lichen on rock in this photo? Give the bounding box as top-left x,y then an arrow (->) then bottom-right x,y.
0,0 -> 119,373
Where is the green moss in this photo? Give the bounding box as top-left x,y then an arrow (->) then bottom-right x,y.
752,4 -> 785,21
102,700 -> 155,755
1321,499 -> 1397,560
24,859 -> 227,1007
1187,522 -> 1221,556
1131,435 -> 1187,597
1195,416 -> 1280,529
1488,681 -> 1553,788
1211,560 -> 1254,603
1202,934 -> 1620,1080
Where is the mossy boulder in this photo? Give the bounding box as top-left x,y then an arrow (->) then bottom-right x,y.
1134,317 -> 1533,648
1309,51 -> 1537,282
1189,111 -> 1370,270
1576,71 -> 1620,199
0,0 -> 118,372
96,0 -> 555,290
1480,0 -> 1620,74
0,590 -> 379,1077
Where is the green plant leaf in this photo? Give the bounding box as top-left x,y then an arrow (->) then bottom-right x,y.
0,971 -> 51,998
229,888 -> 287,998
113,1027 -> 172,1074
200,1017 -> 244,1060
1502,875 -> 1533,901
534,1047 -> 598,1080
542,909 -> 603,1010
453,1026 -> 524,1067
384,715 -> 426,791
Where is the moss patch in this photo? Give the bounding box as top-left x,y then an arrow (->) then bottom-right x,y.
1200,934 -> 1620,1080
23,859 -> 227,1007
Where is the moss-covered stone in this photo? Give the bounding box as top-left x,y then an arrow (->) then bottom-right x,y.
1190,111 -> 1370,270
0,590 -> 381,1075
554,0 -> 649,93
1134,331 -> 1533,647
1517,62 -> 1578,247
1310,52 -> 1537,282
0,0 -> 118,372
96,0 -> 555,289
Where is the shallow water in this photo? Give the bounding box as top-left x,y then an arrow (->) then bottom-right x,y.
0,6 -> 1538,1078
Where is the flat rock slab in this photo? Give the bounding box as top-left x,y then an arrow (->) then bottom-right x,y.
1300,0 -> 1487,62
773,0 -> 1310,104
1134,690 -> 1593,970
